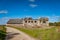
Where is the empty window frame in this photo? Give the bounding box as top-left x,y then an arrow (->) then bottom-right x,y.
35,21 -> 37,23
31,21 -> 33,23
25,21 -> 27,23
28,21 -> 30,23
43,21 -> 46,23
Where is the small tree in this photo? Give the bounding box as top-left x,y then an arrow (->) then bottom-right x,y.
49,22 -> 54,26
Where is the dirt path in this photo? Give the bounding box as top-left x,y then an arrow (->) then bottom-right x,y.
6,27 -> 36,40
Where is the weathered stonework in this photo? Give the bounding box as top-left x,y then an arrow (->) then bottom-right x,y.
7,17 -> 49,28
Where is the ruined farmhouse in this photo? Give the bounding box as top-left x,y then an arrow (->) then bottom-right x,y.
7,17 -> 49,28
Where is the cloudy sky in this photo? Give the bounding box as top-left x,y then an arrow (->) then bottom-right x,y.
0,0 -> 60,25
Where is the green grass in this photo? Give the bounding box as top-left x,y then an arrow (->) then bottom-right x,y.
10,26 -> 60,40
0,25 -> 6,40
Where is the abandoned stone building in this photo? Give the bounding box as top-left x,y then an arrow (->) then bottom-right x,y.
7,17 -> 49,28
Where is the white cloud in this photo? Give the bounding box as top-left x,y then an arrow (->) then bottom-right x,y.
0,10 -> 8,14
29,4 -> 38,8
29,0 -> 35,2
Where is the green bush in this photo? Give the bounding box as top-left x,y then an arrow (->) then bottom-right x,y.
0,25 -> 6,40
0,30 -> 6,40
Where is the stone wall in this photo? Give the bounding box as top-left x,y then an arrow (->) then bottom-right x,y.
6,17 -> 49,28
6,24 -> 24,28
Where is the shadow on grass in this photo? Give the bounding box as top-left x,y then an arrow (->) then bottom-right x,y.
0,30 -> 6,40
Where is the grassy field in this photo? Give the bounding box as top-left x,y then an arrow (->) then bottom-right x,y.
9,26 -> 60,40
0,25 -> 6,40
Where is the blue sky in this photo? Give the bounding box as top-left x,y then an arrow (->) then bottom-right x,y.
0,0 -> 60,25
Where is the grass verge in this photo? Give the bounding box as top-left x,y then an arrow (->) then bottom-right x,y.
8,26 -> 60,40
0,25 -> 6,40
